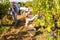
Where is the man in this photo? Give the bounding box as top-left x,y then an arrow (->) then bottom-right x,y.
15,2 -> 20,14
10,2 -> 18,26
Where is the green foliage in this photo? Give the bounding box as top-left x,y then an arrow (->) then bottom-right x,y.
58,29 -> 60,35
58,37 -> 60,40
25,1 -> 32,7
25,0 -> 60,32
19,2 -> 25,6
0,0 -> 10,17
33,0 -> 55,29
43,33 -> 55,40
0,26 -> 5,34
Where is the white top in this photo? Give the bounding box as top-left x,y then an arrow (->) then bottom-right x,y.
20,7 -> 29,11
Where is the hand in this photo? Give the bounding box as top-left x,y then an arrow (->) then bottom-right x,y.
35,14 -> 38,17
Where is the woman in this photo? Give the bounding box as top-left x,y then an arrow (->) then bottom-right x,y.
25,13 -> 38,27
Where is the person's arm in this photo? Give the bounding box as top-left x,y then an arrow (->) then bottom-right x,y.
25,19 -> 28,27
27,14 -> 38,21
25,14 -> 38,27
9,7 -> 13,15
25,18 -> 30,27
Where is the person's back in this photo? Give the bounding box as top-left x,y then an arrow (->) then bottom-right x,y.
15,3 -> 20,14
11,5 -> 18,14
